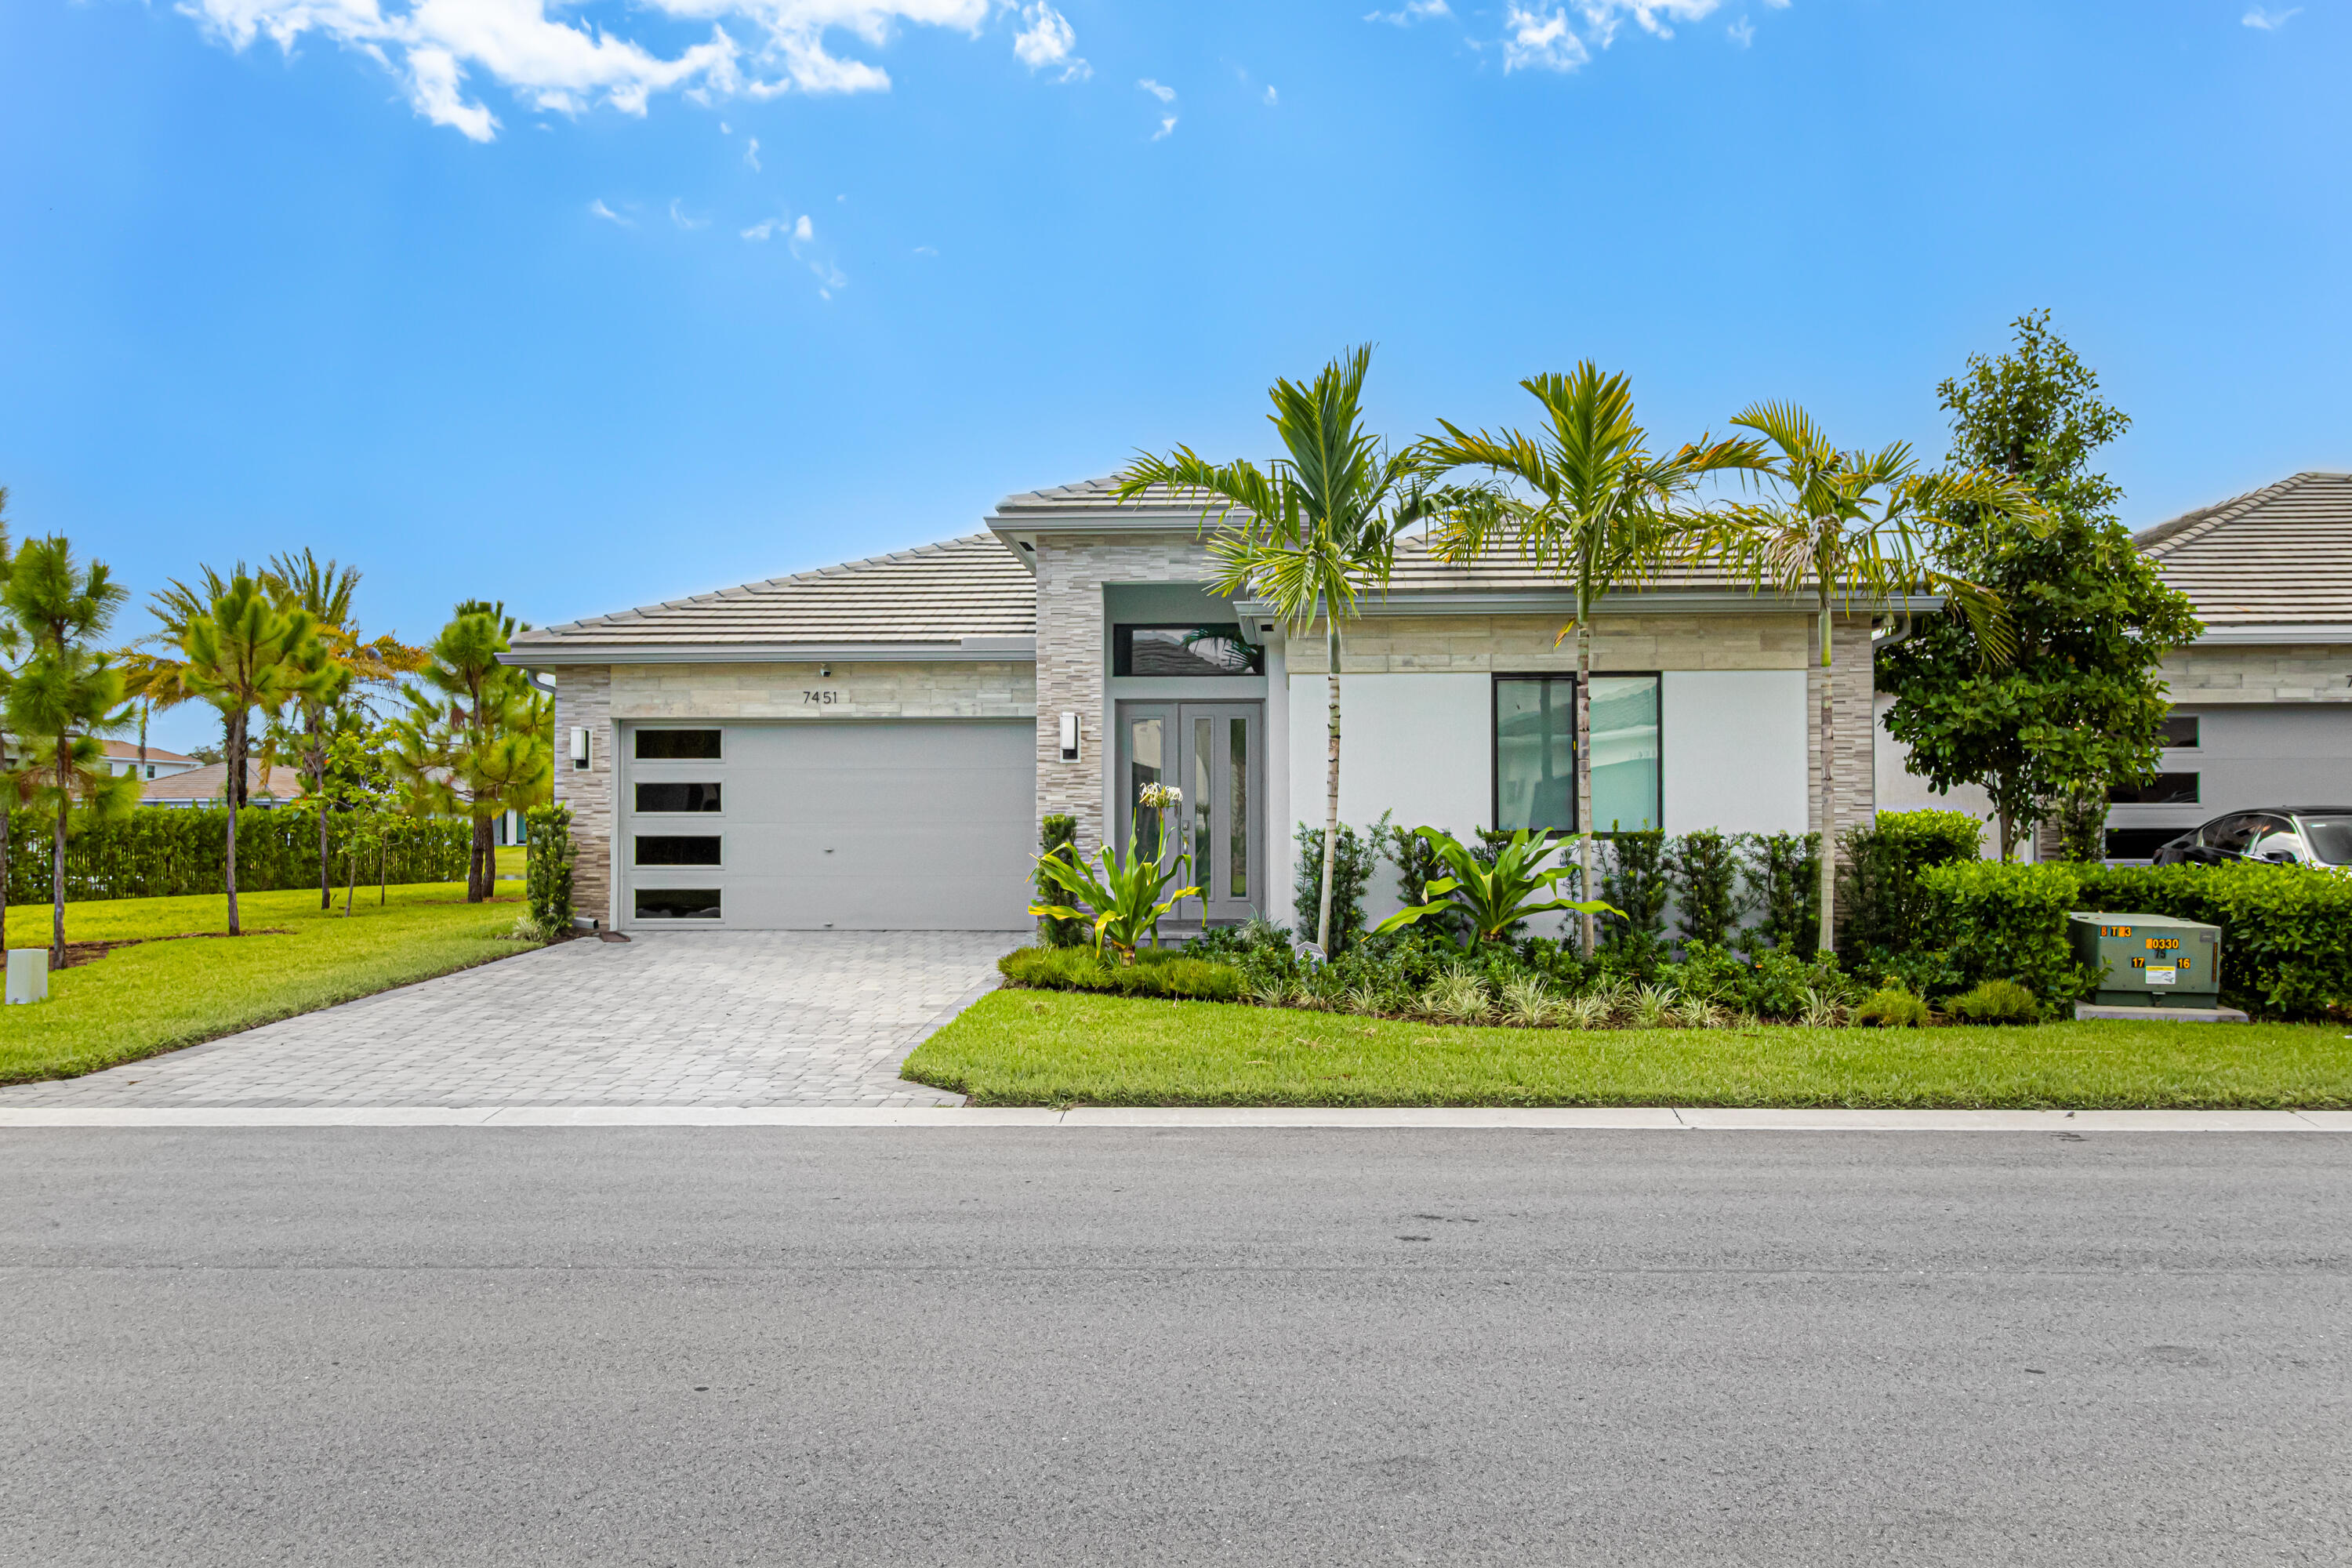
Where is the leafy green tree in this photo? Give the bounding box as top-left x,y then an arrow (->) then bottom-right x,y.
2,537 -> 141,966
1416,364 -> 1765,953
182,573 -> 336,935
391,601 -> 550,903
1878,311 -> 2201,860
1116,346 -> 1444,953
1707,404 -> 2038,951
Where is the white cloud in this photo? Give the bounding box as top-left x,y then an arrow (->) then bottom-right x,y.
1263,83 -> 1278,106
1138,77 -> 1175,103
1366,0 -> 1451,23
1152,114 -> 1177,139
176,0 -> 1037,142
793,212 -> 814,241
2241,5 -> 2300,27
1575,0 -> 1722,48
588,197 -> 632,225
669,197 -> 707,228
1727,15 -> 1753,46
913,244 -> 938,256
743,135 -> 760,169
1012,2 -> 1088,79
1503,5 -> 1588,71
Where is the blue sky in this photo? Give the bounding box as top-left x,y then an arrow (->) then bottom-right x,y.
2,0 -> 2345,753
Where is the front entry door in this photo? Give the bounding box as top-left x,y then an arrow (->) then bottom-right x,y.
1116,702 -> 1264,925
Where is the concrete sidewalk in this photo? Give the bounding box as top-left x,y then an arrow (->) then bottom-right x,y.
2,1105 -> 2344,1129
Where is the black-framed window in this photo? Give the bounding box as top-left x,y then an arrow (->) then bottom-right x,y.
2159,714 -> 2200,748
634,835 -> 721,866
2108,773 -> 2199,805
636,729 -> 722,760
1492,674 -> 1661,834
635,888 -> 721,920
1112,624 -> 1265,677
636,782 -> 721,813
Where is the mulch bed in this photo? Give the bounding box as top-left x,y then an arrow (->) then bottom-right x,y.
54,930 -> 293,969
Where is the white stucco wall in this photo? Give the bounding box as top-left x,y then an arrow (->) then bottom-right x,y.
1660,670 -> 1809,836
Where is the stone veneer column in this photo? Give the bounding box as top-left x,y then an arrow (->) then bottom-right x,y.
554,664 -> 615,927
1808,617 -> 1878,847
1031,534 -> 1213,855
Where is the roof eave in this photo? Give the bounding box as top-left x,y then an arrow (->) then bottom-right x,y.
499,637 -> 1037,668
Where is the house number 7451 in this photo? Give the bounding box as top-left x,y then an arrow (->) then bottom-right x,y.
802,690 -> 840,705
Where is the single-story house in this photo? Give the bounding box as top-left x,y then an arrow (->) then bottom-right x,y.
139,760 -> 291,808
504,477 -> 1895,933
101,740 -> 201,782
1875,470 -> 2352,859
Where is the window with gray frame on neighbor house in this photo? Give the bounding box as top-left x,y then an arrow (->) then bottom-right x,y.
1492,674 -> 1661,833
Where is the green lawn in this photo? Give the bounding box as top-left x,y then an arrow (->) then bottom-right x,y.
2,883 -> 538,1086
905,988 -> 2352,1110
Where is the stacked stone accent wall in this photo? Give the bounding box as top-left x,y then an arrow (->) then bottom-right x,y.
611,662 -> 1033,720
2159,643 -> 2352,704
552,664 -> 615,927
1809,618 -> 1878,844
1033,535 -> 1216,853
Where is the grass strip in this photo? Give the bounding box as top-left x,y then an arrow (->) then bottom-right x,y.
904,987 -> 2352,1110
2,883 -> 536,1085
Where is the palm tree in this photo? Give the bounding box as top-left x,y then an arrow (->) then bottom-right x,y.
122,566 -> 241,805
182,574 -> 336,935
1115,346 -> 1443,953
2,537 -> 141,967
1415,365 -> 1766,954
1706,402 -> 2039,953
390,601 -> 550,903
0,493 -> 20,952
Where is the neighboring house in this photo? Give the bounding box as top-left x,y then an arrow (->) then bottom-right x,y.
1874,470 -> 2352,862
504,477 -> 1896,933
100,739 -> 202,782
140,760 -> 292,809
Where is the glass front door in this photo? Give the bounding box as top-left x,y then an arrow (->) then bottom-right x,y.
1116,702 -> 1263,924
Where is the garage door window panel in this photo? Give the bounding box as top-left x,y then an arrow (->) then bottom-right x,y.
636,782 -> 722,813
637,729 -> 724,760
636,888 -> 722,920
636,835 -> 723,866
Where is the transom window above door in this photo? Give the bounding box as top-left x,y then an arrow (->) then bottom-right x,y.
1112,624 -> 1265,677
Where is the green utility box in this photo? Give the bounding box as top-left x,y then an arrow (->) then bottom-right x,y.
2067,913 -> 2223,1008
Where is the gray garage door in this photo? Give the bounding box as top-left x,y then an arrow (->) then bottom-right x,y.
621,720 -> 1036,931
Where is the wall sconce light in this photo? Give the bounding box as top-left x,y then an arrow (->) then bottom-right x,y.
1058,711 -> 1080,762
569,727 -> 592,771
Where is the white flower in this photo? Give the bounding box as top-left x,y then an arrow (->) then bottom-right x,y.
1138,782 -> 1184,810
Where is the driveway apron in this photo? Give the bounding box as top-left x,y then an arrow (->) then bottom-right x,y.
0,932 -> 1010,1109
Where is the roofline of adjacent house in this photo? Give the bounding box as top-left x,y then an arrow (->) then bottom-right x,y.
497,637 -> 1038,668
2132,469 -> 2352,554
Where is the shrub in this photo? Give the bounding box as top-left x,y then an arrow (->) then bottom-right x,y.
1946,978 -> 2041,1025
1743,947 -> 1858,1022
1379,817 -> 1461,943
1915,860 -> 2100,1011
1839,809 -> 1983,956
2077,862 -> 2352,1019
1035,815 -> 1084,948
1670,829 -> 1741,951
1853,985 -> 1933,1028
1741,831 -> 1820,956
524,801 -> 575,933
1294,812 -> 1388,952
998,946 -> 1245,1002
1599,829 -> 1669,971
4,806 -> 468,904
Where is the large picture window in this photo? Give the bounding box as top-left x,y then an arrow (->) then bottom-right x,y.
1493,674 -> 1661,834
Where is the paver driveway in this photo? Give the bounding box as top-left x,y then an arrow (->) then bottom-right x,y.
0,933 -> 1011,1109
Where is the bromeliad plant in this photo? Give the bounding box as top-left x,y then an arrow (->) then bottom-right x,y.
1372,826 -> 1619,948
1029,782 -> 1203,962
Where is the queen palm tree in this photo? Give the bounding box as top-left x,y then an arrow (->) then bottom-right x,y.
1706,402 -> 2040,953
182,574 -> 336,935
2,537 -> 141,967
390,601 -> 550,903
1115,346 -> 1444,954
1415,365 -> 1766,954
121,566 -> 242,804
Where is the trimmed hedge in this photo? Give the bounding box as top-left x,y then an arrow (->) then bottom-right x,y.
5,808 -> 471,905
1000,946 -> 1245,1002
1840,809 -> 1984,956
1913,857 -> 2352,1020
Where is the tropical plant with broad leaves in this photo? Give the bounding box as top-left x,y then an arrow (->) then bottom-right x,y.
1372,826 -> 1619,948
1415,364 -> 1766,953
1703,401 -> 2043,953
1116,345 -> 1455,955
1029,783 -> 1202,961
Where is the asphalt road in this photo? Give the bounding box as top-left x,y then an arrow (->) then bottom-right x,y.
3,1129 -> 2346,1566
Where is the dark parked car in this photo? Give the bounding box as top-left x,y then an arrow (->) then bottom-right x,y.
2151,808 -> 2352,869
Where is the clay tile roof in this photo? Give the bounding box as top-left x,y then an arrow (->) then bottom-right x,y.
2134,471 -> 2352,626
